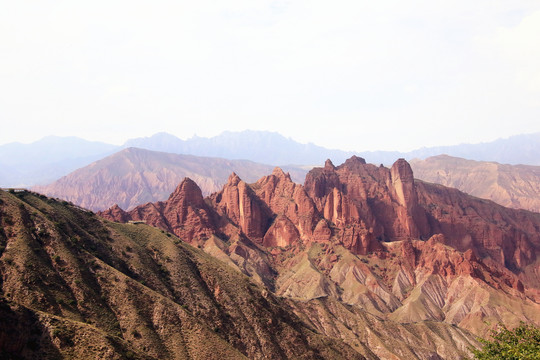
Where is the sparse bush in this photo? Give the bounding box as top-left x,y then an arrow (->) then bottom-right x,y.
472,322 -> 540,359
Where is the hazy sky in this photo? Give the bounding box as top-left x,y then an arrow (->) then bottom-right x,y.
1,1 -> 540,151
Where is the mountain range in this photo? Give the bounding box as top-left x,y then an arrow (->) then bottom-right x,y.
34,149 -> 540,217
0,136 -> 118,187
97,156 -> 540,357
2,131 -> 540,187
411,155 -> 540,213
33,148 -> 307,211
3,155 -> 540,358
121,130 -> 540,166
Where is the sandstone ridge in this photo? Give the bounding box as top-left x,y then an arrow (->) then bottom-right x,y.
99,156 -> 540,357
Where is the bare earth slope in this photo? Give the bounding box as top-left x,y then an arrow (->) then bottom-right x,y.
411,155 -> 540,212
0,190 -> 362,360
33,147 -> 307,212
100,157 -> 540,359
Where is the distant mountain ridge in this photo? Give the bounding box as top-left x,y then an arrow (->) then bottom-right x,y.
410,155 -> 540,213
0,136 -> 118,187
125,131 -> 540,166
124,131 -> 358,166
363,132 -> 540,166
33,147 -> 308,211
2,130 -> 540,187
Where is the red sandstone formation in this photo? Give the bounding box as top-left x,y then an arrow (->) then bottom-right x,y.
103,178 -> 218,243
100,157 -> 540,292
209,173 -> 271,240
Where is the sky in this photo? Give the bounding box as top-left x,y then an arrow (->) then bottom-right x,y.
1,1 -> 540,152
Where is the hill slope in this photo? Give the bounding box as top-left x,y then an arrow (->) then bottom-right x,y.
410,155 -> 540,212
33,147 -> 307,211
0,189 -> 363,359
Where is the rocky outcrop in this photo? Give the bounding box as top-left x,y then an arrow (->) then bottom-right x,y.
210,173 -> 272,241
304,156 -> 430,252
253,167 -> 320,241
102,178 -> 218,243
99,203 -> 129,222
416,180 -> 540,282
263,215 -> 299,248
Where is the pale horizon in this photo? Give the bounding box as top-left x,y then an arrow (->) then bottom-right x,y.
2,1 -> 540,152
2,129 -> 540,154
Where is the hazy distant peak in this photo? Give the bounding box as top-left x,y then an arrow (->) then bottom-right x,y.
122,130 -> 358,166
123,131 -> 183,145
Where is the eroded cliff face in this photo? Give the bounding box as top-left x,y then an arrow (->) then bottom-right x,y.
416,180 -> 540,287
98,156 -> 540,358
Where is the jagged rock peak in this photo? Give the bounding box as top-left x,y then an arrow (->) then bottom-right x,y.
226,172 -> 242,185
272,167 -> 291,180
391,158 -> 414,182
97,203 -> 129,222
342,155 -> 367,168
168,177 -> 204,205
324,159 -> 335,170
174,177 -> 201,193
